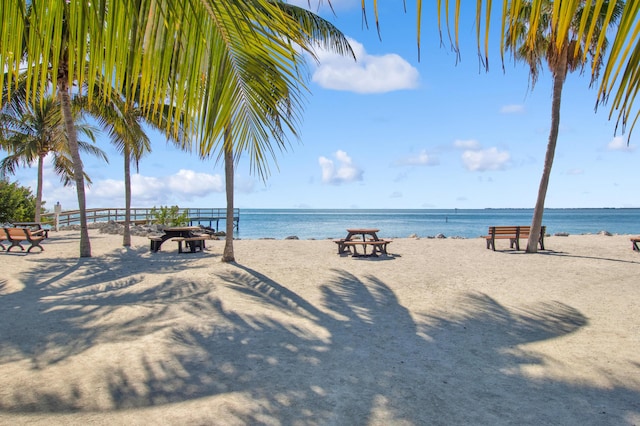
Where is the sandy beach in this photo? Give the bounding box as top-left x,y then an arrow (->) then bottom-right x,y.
0,229 -> 639,425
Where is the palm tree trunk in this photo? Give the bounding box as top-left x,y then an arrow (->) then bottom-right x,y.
35,154 -> 44,222
222,127 -> 235,262
123,145 -> 132,247
58,79 -> 91,257
527,48 -> 568,253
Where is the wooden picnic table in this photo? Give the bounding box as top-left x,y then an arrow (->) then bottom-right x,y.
335,228 -> 392,257
345,228 -> 380,242
149,226 -> 207,253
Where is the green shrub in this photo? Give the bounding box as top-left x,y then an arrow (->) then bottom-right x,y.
0,180 -> 37,223
150,205 -> 189,227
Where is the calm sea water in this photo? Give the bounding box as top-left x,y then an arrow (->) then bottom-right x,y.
198,208 -> 640,240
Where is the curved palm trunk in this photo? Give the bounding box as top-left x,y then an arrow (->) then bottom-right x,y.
35,154 -> 44,222
58,79 -> 91,257
123,145 -> 132,247
527,49 -> 568,253
222,128 -> 235,262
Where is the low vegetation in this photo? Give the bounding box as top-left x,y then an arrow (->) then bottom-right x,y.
0,180 -> 37,223
150,205 -> 189,227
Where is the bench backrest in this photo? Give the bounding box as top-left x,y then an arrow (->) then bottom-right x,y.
4,227 -> 32,239
488,226 -> 546,237
488,226 -> 520,236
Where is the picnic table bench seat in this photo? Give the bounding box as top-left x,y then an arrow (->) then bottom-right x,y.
335,239 -> 392,256
148,233 -> 210,253
172,236 -> 208,253
148,235 -> 163,252
2,227 -> 45,252
485,226 -> 546,251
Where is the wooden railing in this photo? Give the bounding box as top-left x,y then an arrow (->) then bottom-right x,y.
41,207 -> 239,231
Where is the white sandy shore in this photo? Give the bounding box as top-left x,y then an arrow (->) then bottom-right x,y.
1,229 -> 639,425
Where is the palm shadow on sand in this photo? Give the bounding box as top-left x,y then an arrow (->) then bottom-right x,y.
0,256 -> 638,424
0,246 -> 212,368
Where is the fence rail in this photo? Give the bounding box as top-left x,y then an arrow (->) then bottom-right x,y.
41,207 -> 239,231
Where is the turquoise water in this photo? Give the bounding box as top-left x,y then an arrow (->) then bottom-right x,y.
200,208 -> 640,240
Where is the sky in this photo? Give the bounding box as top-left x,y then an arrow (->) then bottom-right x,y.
8,0 -> 639,211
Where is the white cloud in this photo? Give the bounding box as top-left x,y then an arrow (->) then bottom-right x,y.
31,155 -> 240,210
607,136 -> 636,152
500,104 -> 525,114
319,150 -> 363,184
453,139 -> 481,150
452,139 -> 510,172
461,147 -> 511,172
50,169 -> 224,209
393,149 -> 438,166
311,38 -> 419,94
567,168 -> 584,175
166,169 -> 224,197
87,178 -> 125,199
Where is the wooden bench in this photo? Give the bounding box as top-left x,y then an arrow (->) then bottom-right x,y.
173,236 -> 208,253
341,240 -> 392,257
485,226 -> 545,251
631,237 -> 640,251
2,227 -> 45,252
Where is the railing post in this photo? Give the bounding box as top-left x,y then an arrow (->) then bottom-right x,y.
54,202 -> 62,231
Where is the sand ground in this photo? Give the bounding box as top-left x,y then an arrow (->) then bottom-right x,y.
0,229 -> 639,425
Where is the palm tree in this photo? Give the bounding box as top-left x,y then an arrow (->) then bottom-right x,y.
222,127 -> 235,262
1,0 -> 352,257
75,78 -> 189,247
196,2 -> 354,262
503,0 -> 624,252
75,89 -> 151,247
0,94 -> 107,222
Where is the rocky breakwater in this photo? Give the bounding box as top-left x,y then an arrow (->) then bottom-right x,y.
61,221 -> 225,238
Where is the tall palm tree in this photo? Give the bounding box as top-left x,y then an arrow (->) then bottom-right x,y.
196,2 -> 354,263
0,94 -> 107,222
76,76 -> 189,247
222,127 -> 235,262
504,0 -> 624,252
2,1 -> 95,256
1,0 -> 352,257
75,88 -> 152,247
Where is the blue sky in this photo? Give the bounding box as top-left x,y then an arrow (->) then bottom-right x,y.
11,0 -> 638,211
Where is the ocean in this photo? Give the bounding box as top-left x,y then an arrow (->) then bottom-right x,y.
209,208 -> 640,240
